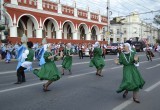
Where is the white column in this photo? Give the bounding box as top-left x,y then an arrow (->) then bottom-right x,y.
86,33 -> 91,40
99,15 -> 101,22
73,32 -> 78,40
1,31 -> 5,40
88,12 -> 91,20
1,0 -> 5,24
10,26 -> 17,37
37,0 -> 43,10
11,0 -> 18,5
47,22 -> 52,38
87,7 -> 91,20
36,28 -> 43,38
58,4 -> 62,14
74,8 -> 78,17
47,28 -> 51,38
27,19 -> 33,38
56,30 -> 62,39
97,34 -> 102,41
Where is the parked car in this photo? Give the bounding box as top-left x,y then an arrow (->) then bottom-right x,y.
106,43 -> 122,55
83,48 -> 90,56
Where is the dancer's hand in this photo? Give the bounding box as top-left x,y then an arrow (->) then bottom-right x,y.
114,58 -> 119,64
134,55 -> 139,61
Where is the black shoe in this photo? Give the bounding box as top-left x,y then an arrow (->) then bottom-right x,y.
123,91 -> 128,98
14,82 -> 22,84
96,73 -> 103,77
133,98 -> 140,103
43,84 -> 51,92
62,73 -> 64,75
22,80 -> 26,83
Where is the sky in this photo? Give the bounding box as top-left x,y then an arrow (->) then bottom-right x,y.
51,0 -> 160,26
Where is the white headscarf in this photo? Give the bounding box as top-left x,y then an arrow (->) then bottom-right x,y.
124,43 -> 133,52
42,37 -> 47,45
44,43 -> 51,51
21,34 -> 28,43
94,41 -> 100,48
67,43 -> 72,49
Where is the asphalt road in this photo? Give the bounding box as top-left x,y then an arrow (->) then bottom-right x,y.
0,52 -> 160,110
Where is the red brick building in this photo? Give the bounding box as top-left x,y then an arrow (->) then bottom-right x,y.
3,0 -> 108,44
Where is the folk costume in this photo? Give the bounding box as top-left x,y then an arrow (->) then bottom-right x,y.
89,42 -> 105,77
33,44 -> 61,92
15,41 -> 34,84
62,43 -> 73,75
16,34 -> 28,70
116,43 -> 145,103
38,37 -> 48,66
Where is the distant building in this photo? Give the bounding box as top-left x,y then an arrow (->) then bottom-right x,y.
109,12 -> 158,44
2,0 -> 108,44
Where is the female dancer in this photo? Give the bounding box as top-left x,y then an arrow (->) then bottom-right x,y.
33,43 -> 61,92
115,43 -> 145,103
62,43 -> 73,75
38,36 -> 48,66
16,34 -> 28,70
89,42 -> 105,77
15,41 -> 34,84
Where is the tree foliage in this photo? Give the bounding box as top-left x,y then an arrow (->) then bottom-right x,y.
154,15 -> 160,25
0,25 -> 5,31
4,30 -> 8,36
156,39 -> 160,44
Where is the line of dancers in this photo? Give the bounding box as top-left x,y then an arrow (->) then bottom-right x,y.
14,36 -> 145,104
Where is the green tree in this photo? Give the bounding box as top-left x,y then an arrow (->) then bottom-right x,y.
4,30 -> 8,36
156,39 -> 160,44
154,15 -> 160,25
0,25 -> 5,31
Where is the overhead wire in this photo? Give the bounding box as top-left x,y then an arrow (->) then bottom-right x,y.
11,0 -> 160,19
116,0 -> 131,12
126,0 -> 154,11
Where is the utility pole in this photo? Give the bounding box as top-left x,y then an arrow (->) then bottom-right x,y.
107,0 -> 110,45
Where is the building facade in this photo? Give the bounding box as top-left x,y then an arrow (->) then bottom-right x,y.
110,12 -> 159,44
2,0 -> 108,43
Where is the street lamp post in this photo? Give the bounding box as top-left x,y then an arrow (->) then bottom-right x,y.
107,0 -> 110,44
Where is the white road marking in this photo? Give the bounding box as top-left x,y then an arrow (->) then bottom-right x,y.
0,69 -> 106,93
146,64 -> 160,69
111,66 -> 123,69
112,98 -> 133,110
0,59 -> 113,75
1,57 -> 160,75
68,71 -> 96,78
0,71 -> 17,75
111,58 -> 160,70
144,81 -> 160,92
138,54 -> 145,57
0,82 -> 45,93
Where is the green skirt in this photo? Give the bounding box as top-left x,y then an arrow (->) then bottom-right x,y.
33,61 -> 61,81
62,56 -> 72,70
117,65 -> 145,93
89,57 -> 105,70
